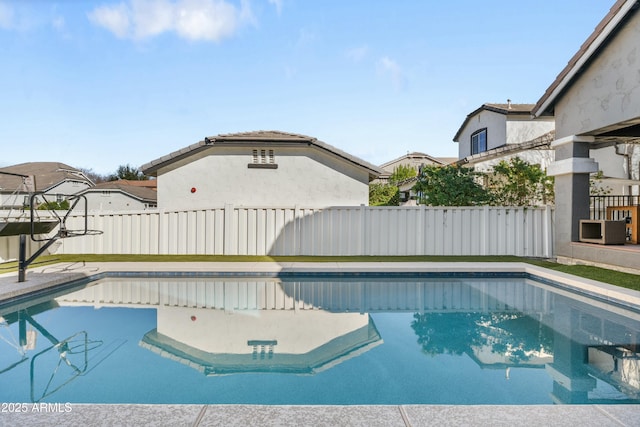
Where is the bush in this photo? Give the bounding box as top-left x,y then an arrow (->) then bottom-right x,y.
369,183 -> 399,206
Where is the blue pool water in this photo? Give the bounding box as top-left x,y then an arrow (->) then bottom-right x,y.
1,275 -> 639,405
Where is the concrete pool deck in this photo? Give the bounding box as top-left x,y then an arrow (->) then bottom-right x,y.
1,261 -> 640,426
2,403 -> 639,426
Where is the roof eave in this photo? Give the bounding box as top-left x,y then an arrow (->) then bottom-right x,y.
142,133 -> 383,180
532,0 -> 637,117
140,140 -> 210,176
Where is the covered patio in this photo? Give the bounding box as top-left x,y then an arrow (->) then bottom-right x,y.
533,0 -> 640,273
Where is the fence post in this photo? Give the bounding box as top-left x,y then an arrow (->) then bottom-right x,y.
418,205 -> 425,255
293,205 -> 300,256
544,204 -> 553,258
224,204 -> 234,255
483,205 -> 489,256
360,204 -> 367,256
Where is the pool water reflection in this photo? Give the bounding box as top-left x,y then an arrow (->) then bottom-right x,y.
0,276 -> 639,404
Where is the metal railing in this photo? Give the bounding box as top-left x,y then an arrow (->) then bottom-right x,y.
590,195 -> 640,220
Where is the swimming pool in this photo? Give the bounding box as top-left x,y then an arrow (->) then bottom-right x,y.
1,273 -> 639,405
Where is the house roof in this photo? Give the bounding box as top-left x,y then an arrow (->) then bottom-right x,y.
79,181 -> 157,203
532,0 -> 639,117
141,130 -> 383,180
435,157 -> 458,165
379,151 -> 446,169
453,103 -> 536,142
0,162 -> 93,193
113,179 -> 157,189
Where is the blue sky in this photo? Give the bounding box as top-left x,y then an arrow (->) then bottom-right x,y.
0,0 -> 615,175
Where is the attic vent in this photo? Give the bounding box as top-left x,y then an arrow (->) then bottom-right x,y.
248,149 -> 278,169
253,149 -> 274,164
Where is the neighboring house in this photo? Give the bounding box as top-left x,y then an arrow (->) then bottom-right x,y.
78,180 -> 157,211
375,152 -> 455,205
455,130 -> 557,184
0,162 -> 93,209
453,102 -> 556,172
141,130 -> 383,210
531,0 -> 640,270
377,152 -> 452,181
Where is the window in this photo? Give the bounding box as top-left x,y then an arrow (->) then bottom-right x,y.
248,149 -> 278,169
471,129 -> 487,155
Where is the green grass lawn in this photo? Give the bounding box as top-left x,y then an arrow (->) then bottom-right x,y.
1,253 -> 638,292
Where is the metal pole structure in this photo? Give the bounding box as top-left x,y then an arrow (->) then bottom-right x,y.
18,236 -> 60,283
18,234 -> 27,282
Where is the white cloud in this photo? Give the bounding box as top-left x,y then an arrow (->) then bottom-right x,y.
131,0 -> 173,38
88,0 -> 253,42
89,3 -> 131,38
175,0 -> 238,41
377,56 -> 404,90
268,0 -> 283,16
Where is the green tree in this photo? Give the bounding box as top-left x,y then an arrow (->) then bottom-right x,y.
489,157 -> 554,206
589,170 -> 612,196
369,183 -> 399,206
109,164 -> 148,181
413,165 -> 492,206
411,312 -> 553,364
37,200 -> 70,210
389,164 -> 417,185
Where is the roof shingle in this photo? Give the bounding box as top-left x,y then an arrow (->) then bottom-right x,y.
0,162 -> 93,193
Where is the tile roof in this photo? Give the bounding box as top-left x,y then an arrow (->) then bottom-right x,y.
113,179 -> 157,189
0,162 -> 93,193
453,103 -> 536,143
80,181 -> 157,202
434,157 -> 458,165
379,152 -> 446,169
141,130 -> 383,179
482,103 -> 535,114
533,0 -> 638,117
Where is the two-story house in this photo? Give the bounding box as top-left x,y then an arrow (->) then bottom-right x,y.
532,0 -> 640,271
0,162 -> 94,209
453,102 -> 556,173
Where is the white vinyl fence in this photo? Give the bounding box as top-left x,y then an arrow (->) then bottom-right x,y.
41,205 -> 554,258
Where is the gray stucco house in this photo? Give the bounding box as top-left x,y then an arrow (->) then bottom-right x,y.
141,130 -> 383,210
532,0 -> 640,271
453,102 -> 555,173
